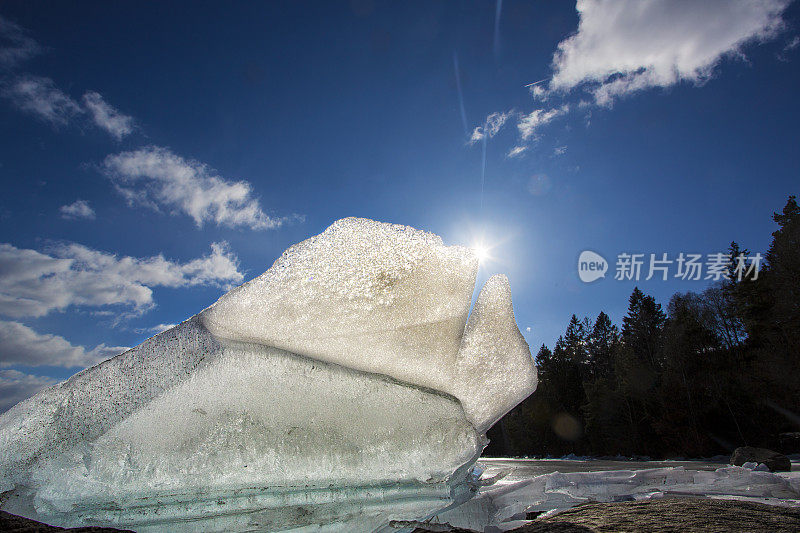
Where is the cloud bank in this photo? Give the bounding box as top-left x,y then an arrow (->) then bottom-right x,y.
0,241 -> 243,318
0,320 -> 126,368
0,370 -> 58,412
103,146 -> 296,230
483,0 -> 793,158
549,0 -> 791,106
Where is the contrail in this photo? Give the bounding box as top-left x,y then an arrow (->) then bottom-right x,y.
524,78 -> 548,88
493,0 -> 503,58
453,51 -> 468,135
480,133 -> 487,211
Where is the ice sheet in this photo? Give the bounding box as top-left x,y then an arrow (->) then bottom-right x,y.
433,465 -> 800,531
0,218 -> 537,531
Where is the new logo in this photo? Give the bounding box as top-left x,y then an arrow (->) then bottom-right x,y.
578,251 -> 608,283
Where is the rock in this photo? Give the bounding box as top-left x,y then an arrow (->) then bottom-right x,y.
730,446 -> 791,472
528,498 -> 800,533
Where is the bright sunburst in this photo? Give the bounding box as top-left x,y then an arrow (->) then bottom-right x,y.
472,241 -> 492,264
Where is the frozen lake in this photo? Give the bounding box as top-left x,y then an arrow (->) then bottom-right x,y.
429,457 -> 800,530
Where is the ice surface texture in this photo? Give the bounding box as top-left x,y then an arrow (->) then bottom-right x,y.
202,218 -> 536,432
434,465 -> 800,531
0,218 -> 537,531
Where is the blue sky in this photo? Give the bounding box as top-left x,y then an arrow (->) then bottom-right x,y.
1,1 -> 799,410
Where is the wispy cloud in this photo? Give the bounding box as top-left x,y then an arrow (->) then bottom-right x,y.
2,75 -> 81,125
517,105 -> 568,141
470,111 -> 511,144
0,370 -> 58,412
60,199 -> 95,220
0,16 -> 41,69
506,145 -> 527,158
1,18 -> 134,139
529,84 -> 548,101
103,146 -> 299,230
146,323 -> 176,334
549,0 -> 790,106
82,91 -> 134,139
0,320 -> 126,368
473,0 -> 791,159
2,76 -> 135,139
0,241 -> 243,318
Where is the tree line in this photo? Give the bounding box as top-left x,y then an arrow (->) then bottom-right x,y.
486,196 -> 800,459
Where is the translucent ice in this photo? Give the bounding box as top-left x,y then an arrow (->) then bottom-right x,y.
0,218 -> 536,531
202,218 -> 536,431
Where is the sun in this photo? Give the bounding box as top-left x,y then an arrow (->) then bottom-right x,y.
472,241 -> 491,264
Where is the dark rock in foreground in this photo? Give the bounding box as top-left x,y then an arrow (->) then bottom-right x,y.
730,446 -> 791,472
529,498 -> 800,532
412,498 -> 800,533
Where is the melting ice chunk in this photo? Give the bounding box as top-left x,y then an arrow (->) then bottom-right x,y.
0,218 -> 537,531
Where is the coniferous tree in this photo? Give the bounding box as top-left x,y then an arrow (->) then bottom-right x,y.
587,312 -> 619,379
621,288 -> 666,369
735,196 -> 800,424
582,312 -> 623,454
487,195 -> 800,459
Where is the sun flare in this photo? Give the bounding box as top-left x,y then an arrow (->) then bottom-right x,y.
472,242 -> 491,264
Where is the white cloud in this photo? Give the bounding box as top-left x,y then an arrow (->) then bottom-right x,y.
0,18 -> 135,139
82,91 -> 134,139
103,146 -> 296,230
2,75 -> 82,125
470,111 -> 511,144
506,145 -> 527,158
2,78 -> 135,139
0,320 -> 126,368
549,0 -> 790,106
0,370 -> 58,412
518,105 -> 568,141
0,241 -> 243,318
147,323 -> 176,334
60,199 -> 95,220
554,146 -> 567,156
2,77 -> 137,139
0,16 -> 41,69
529,84 -> 547,101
